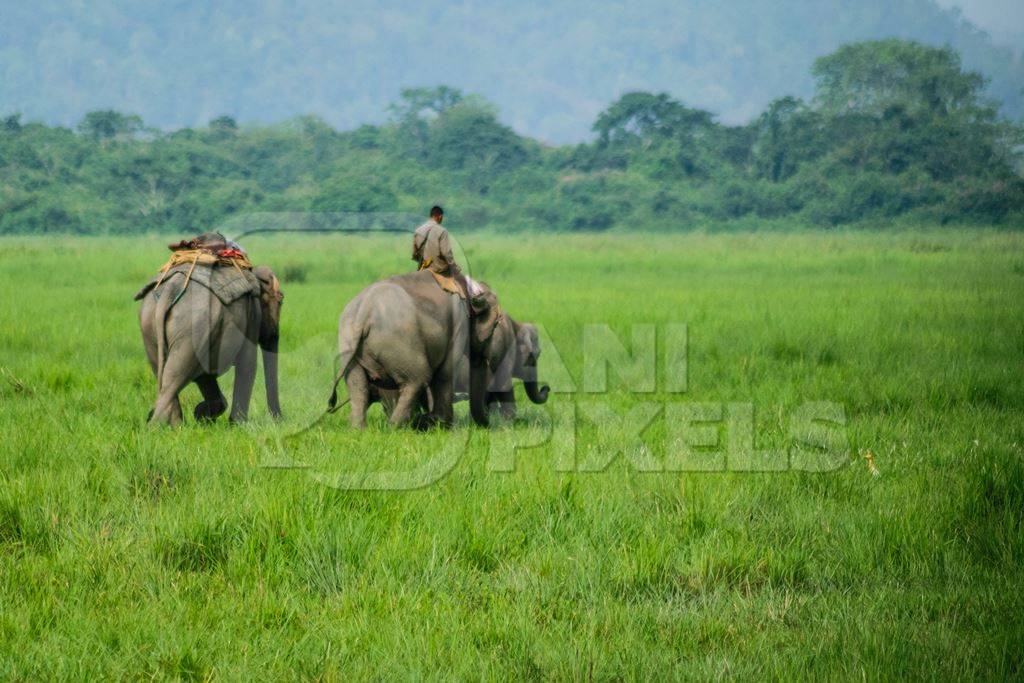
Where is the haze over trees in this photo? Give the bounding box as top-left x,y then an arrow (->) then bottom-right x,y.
2,0 -> 1023,142
1,40 -> 1021,235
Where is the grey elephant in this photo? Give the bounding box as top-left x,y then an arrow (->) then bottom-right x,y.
479,315 -> 550,420
329,270 -> 503,428
135,263 -> 283,426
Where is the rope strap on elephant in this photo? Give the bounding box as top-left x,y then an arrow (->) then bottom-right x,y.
154,248 -> 254,290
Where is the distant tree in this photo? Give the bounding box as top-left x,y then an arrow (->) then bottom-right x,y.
209,115 -> 238,133
752,96 -> 824,181
312,171 -> 396,213
389,86 -> 464,123
812,40 -> 1019,183
3,113 -> 21,133
593,92 -> 713,146
427,100 -> 530,177
77,110 -> 144,143
590,92 -> 720,178
387,86 -> 466,155
347,124 -> 381,150
812,40 -> 991,120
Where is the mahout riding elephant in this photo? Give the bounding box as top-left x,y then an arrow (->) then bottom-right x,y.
136,264 -> 283,426
329,270 -> 503,428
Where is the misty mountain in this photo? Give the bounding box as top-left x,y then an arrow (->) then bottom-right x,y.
2,0 -> 1022,141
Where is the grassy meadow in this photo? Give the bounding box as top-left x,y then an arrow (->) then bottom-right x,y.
0,230 -> 1022,678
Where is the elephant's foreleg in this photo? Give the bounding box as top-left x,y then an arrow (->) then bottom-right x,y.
488,359 -> 517,421
194,374 -> 227,422
346,365 -> 370,429
261,339 -> 282,420
469,359 -> 490,427
488,389 -> 517,421
229,340 -> 258,424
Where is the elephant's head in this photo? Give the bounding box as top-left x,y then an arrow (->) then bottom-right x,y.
512,321 -> 549,404
467,284 -> 505,426
253,266 -> 284,419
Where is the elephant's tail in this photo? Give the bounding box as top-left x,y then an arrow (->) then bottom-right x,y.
328,306 -> 366,411
153,275 -> 185,392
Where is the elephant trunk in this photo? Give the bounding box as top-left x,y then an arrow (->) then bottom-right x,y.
523,380 -> 550,404
469,359 -> 490,427
261,334 -> 282,419
516,363 -> 549,404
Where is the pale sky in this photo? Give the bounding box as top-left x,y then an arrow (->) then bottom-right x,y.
938,0 -> 1024,43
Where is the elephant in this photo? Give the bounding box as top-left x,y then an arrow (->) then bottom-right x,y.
329,270 -> 503,429
479,315 -> 550,420
135,263 -> 283,426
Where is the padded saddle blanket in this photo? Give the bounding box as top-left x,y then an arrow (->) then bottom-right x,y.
134,263 -> 261,307
425,271 -> 487,299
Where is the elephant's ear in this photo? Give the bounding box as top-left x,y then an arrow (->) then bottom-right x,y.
253,266 -> 284,303
268,274 -> 283,303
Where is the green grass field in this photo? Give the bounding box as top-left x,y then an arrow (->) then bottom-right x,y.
1,230 -> 1022,679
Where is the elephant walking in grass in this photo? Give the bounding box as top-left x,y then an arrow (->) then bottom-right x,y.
330,270 -> 504,428
478,315 -> 550,420
136,264 -> 283,426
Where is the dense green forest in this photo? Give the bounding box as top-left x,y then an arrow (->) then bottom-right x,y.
3,0 -> 1023,142
1,40 -> 1021,235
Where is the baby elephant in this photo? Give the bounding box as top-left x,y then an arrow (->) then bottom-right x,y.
480,316 -> 550,420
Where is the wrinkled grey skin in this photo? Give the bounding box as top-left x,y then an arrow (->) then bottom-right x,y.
138,265 -> 283,426
480,316 -> 550,420
331,270 -> 501,428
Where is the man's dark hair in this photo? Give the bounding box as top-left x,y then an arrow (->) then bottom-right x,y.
430,205 -> 444,219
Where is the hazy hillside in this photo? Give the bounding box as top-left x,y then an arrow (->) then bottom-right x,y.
3,39 -> 1021,236
2,0 -> 1022,141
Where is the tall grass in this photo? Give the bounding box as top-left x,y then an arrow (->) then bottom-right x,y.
0,230 -> 1021,678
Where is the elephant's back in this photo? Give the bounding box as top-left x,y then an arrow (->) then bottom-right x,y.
341,278 -> 415,323
341,272 -> 447,324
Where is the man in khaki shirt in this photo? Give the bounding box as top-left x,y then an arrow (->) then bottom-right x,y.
412,205 -> 460,277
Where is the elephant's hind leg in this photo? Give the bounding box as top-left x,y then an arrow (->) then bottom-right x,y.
427,372 -> 454,429
345,365 -> 370,429
150,347 -> 195,427
389,381 -> 427,428
194,374 -> 227,422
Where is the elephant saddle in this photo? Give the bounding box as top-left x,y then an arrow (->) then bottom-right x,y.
426,270 -> 464,298
425,271 -> 490,304
134,236 -> 260,306
133,262 -> 261,307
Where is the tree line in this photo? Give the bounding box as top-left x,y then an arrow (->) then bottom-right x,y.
1,39 -> 1021,235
